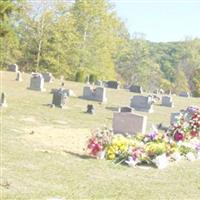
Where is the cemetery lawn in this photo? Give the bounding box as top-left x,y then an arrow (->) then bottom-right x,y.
1,71 -> 200,200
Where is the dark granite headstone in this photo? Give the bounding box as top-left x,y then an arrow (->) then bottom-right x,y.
119,106 -> 133,113
86,104 -> 95,114
129,85 -> 143,93
106,81 -> 120,89
52,89 -> 68,108
0,92 -> 7,107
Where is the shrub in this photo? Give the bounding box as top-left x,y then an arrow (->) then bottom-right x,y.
89,74 -> 97,83
75,71 -> 85,82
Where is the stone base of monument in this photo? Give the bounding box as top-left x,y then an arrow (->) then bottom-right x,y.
0,103 -> 8,108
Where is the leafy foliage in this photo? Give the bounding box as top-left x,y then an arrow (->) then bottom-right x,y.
0,0 -> 200,95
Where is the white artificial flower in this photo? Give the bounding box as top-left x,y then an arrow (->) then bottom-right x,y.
171,152 -> 182,161
153,154 -> 168,169
196,152 -> 200,160
186,152 -> 196,161
125,157 -> 138,167
97,150 -> 105,160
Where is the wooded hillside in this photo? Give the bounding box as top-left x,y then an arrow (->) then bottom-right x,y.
0,0 -> 200,96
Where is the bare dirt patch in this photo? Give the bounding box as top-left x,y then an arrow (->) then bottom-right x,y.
20,116 -> 37,123
22,126 -> 90,155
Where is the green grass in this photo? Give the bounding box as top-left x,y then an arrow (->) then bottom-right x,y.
1,71 -> 200,200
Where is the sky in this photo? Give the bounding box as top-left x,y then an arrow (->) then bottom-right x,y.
112,0 -> 200,42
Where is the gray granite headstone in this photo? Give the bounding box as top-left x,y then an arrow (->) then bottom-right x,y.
165,90 -> 172,95
170,112 -> 181,124
42,72 -> 54,83
8,64 -> 18,72
83,86 -> 107,102
95,80 -> 103,87
113,112 -> 147,135
29,73 -> 45,91
179,91 -> 190,97
153,89 -> 159,94
161,96 -> 174,107
129,85 -> 143,93
130,95 -> 154,113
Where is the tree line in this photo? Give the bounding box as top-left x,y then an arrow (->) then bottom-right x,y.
0,0 -> 200,96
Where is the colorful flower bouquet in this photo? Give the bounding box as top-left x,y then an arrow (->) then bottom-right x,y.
86,106 -> 200,169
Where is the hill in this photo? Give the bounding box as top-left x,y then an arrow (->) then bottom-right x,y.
1,71 -> 200,199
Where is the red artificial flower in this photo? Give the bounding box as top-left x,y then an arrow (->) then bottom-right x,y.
174,131 -> 184,141
190,130 -> 199,137
87,138 -> 103,156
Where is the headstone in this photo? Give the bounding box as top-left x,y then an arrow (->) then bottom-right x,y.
42,72 -> 54,83
159,89 -> 164,94
170,112 -> 181,124
106,81 -> 120,89
52,88 -> 68,108
130,95 -> 154,113
102,81 -> 108,87
16,71 -> 22,81
161,96 -> 174,107
83,86 -> 107,103
51,88 -> 57,94
165,90 -> 172,95
153,95 -> 160,102
179,91 -> 190,97
8,64 -> 18,72
113,112 -> 147,135
153,89 -> 159,94
157,123 -> 168,132
95,80 -> 103,87
64,89 -> 76,97
85,75 -> 90,84
119,106 -> 133,113
129,85 -> 143,93
148,95 -> 160,104
29,73 -> 45,91
0,93 -> 7,107
86,104 -> 95,114
60,75 -> 64,81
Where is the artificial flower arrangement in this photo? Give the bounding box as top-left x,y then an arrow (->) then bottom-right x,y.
86,106 -> 200,169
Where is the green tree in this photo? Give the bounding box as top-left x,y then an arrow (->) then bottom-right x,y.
174,69 -> 189,94
191,68 -> 200,97
68,0 -> 125,80
0,0 -> 21,68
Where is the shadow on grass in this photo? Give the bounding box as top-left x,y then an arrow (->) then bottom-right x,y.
63,150 -> 95,160
42,103 -> 52,107
105,106 -> 118,112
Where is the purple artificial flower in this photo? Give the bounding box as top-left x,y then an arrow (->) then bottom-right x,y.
148,131 -> 157,140
196,144 -> 200,152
